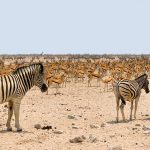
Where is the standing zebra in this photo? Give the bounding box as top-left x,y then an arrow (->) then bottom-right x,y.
113,73 -> 149,122
0,63 -> 48,131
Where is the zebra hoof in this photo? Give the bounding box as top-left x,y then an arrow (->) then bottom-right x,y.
17,128 -> 22,132
7,127 -> 12,131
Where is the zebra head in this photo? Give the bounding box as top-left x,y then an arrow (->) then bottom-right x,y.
34,63 -> 48,92
142,74 -> 149,93
135,73 -> 149,93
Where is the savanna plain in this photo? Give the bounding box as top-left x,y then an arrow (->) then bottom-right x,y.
0,55 -> 150,150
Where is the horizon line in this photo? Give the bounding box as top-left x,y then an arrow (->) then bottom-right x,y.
0,53 -> 150,56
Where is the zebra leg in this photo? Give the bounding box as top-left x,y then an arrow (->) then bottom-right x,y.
130,101 -> 133,120
114,85 -> 120,122
6,101 -> 13,131
120,102 -> 126,121
116,97 -> 120,122
134,96 -> 140,119
13,102 -> 22,132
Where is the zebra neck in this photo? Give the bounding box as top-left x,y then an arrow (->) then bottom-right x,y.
14,71 -> 35,95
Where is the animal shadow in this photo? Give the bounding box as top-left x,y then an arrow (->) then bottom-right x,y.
0,129 -> 32,134
107,120 -> 130,124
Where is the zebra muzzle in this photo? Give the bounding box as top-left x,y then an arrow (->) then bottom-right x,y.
41,84 -> 48,92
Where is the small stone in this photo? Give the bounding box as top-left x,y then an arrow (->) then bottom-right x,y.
69,135 -> 86,143
53,130 -> 63,134
81,135 -> 86,140
34,124 -> 41,129
135,124 -> 141,127
68,115 -> 76,119
66,109 -> 71,111
110,135 -> 115,138
90,124 -> 100,129
72,126 -> 79,129
132,127 -> 137,130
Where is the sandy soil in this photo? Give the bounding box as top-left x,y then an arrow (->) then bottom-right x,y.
0,79 -> 150,150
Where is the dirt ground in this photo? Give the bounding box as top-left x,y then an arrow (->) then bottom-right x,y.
0,79 -> 150,150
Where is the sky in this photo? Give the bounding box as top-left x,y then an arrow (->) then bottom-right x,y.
0,0 -> 150,54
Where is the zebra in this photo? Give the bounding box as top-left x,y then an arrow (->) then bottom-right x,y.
113,73 -> 149,122
0,63 -> 48,131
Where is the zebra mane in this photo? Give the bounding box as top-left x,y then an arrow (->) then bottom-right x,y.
12,63 -> 44,74
135,73 -> 148,81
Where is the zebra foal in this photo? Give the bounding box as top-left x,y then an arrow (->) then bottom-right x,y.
0,63 -> 48,131
113,73 -> 149,122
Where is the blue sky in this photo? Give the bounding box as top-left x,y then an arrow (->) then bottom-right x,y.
0,0 -> 150,54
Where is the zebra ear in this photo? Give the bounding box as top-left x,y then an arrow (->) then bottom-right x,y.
144,74 -> 148,79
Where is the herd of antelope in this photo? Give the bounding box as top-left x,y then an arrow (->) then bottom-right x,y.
0,55 -> 150,130
0,56 -> 150,95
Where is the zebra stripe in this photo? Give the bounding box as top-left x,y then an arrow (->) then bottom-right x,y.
1,76 -> 4,102
4,76 -> 8,100
7,75 -> 12,96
